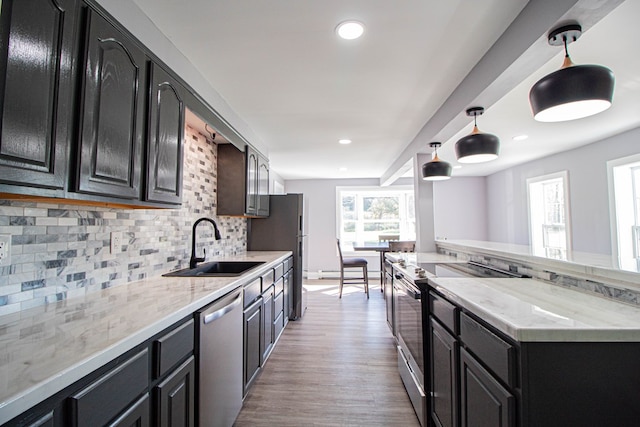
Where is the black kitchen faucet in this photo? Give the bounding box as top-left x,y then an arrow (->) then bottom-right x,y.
190,217 -> 222,269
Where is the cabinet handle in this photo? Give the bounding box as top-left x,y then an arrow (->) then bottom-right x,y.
203,293 -> 242,324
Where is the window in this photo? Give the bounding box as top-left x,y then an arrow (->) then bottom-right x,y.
527,172 -> 571,260
337,187 -> 415,251
608,154 -> 640,271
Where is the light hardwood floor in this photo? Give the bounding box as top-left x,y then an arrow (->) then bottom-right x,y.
234,279 -> 421,427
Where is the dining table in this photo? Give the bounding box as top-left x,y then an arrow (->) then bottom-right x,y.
353,241 -> 390,290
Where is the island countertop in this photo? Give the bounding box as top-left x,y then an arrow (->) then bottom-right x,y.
0,251 -> 291,425
427,276 -> 640,342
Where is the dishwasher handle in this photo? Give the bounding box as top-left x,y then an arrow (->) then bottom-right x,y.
202,291 -> 242,325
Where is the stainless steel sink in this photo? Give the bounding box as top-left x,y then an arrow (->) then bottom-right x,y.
163,261 -> 265,277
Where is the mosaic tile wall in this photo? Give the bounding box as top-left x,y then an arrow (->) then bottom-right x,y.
0,126 -> 246,315
437,247 -> 640,306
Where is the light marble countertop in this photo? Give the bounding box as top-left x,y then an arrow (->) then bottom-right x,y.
0,251 -> 291,425
429,276 -> 640,342
384,251 -> 464,266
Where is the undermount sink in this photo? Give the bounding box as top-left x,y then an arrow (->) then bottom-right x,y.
163,261 -> 265,277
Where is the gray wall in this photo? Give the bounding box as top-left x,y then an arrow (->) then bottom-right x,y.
486,125 -> 640,254
433,177 -> 488,241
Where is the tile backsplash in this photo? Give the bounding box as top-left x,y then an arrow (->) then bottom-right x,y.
0,126 -> 246,315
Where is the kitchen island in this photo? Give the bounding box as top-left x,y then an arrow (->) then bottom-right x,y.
386,249 -> 640,426
0,251 -> 291,426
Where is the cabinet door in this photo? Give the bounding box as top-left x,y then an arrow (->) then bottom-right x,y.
154,356 -> 195,427
108,394 -> 150,427
430,318 -> 458,427
76,8 -> 146,199
256,155 -> 269,216
460,348 -> 514,427
245,146 -> 258,215
0,0 -> 78,193
243,297 -> 262,394
261,285 -> 275,363
145,63 -> 184,204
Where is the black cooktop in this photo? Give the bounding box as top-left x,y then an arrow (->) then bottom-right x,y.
418,261 -> 528,279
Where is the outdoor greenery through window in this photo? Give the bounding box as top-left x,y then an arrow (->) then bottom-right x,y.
337,187 -> 415,251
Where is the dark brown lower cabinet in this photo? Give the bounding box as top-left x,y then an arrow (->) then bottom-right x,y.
261,285 -> 275,363
243,297 -> 263,394
108,394 -> 150,427
459,348 -> 515,427
154,356 -> 195,427
430,318 -> 458,427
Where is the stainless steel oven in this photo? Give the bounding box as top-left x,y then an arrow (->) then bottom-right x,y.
394,272 -> 427,426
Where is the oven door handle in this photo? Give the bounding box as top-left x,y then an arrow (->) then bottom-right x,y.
395,277 -> 421,300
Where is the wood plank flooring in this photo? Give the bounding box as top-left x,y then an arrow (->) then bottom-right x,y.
234,280 -> 420,427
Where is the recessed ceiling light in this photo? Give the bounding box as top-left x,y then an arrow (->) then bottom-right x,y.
338,139 -> 352,145
512,134 -> 529,141
336,21 -> 365,40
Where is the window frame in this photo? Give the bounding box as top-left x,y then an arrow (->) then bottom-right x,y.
607,153 -> 640,270
526,171 -> 572,259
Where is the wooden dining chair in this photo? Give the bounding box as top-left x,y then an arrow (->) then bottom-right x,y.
388,240 -> 416,253
337,239 -> 369,298
378,234 -> 400,242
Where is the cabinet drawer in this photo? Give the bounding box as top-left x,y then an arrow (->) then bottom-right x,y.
274,262 -> 284,279
459,312 -> 516,387
153,319 -> 194,379
274,277 -> 284,296
274,311 -> 285,340
429,291 -> 457,334
261,269 -> 274,292
274,288 -> 284,316
244,278 -> 262,308
284,256 -> 293,272
70,349 -> 148,426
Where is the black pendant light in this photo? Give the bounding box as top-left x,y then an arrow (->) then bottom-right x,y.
529,24 -> 614,122
422,142 -> 452,181
454,107 -> 499,164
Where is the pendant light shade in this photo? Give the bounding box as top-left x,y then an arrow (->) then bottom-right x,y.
422,142 -> 452,181
455,107 -> 499,164
529,24 -> 614,122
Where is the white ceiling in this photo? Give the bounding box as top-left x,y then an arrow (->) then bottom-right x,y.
132,0 -> 638,181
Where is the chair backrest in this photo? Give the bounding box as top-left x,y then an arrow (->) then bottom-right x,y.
388,240 -> 416,252
378,234 -> 400,242
336,239 -> 344,262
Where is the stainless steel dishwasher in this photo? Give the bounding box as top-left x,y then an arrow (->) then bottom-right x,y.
196,288 -> 243,427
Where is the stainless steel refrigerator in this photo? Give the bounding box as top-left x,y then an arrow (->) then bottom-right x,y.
247,193 -> 307,319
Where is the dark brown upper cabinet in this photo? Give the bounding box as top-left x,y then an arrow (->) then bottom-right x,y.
75,7 -> 146,199
145,63 -> 185,205
0,0 -> 79,196
257,154 -> 270,217
217,144 -> 269,217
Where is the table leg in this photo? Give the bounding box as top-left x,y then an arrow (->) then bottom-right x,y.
379,251 -> 385,291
